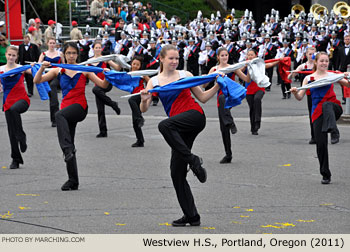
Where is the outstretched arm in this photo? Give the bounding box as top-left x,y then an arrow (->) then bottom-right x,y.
235,68 -> 251,83
85,71 -> 109,88
189,71 -> 220,103
290,75 -> 308,100
265,60 -> 280,69
107,60 -> 121,71
33,61 -> 59,83
288,63 -> 304,80
338,73 -> 350,88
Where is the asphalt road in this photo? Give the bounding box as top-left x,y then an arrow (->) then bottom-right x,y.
1,77 -> 349,234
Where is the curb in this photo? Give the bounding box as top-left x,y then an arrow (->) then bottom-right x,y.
339,114 -> 350,125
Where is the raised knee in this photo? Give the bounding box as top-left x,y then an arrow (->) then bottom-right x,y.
158,120 -> 167,133
92,86 -> 100,95
55,111 -> 63,120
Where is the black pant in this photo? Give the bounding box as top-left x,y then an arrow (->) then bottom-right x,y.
281,82 -> 291,97
278,71 -> 291,96
313,102 -> 342,180
265,67 -> 273,88
158,110 -> 206,218
48,77 -> 60,123
218,94 -> 234,157
92,84 -> 113,134
128,95 -> 144,143
24,73 -> 34,95
5,100 -> 29,164
55,104 -> 87,155
246,90 -> 264,132
55,104 -> 87,184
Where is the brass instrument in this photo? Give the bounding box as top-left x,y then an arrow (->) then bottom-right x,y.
312,5 -> 329,21
225,14 -> 233,22
291,4 -> 305,18
337,20 -> 344,28
330,39 -> 334,59
310,4 -> 321,14
333,1 -> 350,18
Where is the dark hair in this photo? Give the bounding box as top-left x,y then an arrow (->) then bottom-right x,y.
159,44 -> 178,73
92,41 -> 103,48
63,42 -> 80,62
313,51 -> 328,71
247,48 -> 258,56
131,55 -> 144,70
216,47 -> 228,64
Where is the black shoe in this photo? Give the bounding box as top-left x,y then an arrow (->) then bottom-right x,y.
230,124 -> 237,134
27,93 -> 33,97
282,96 -> 286,99
252,131 -> 258,135
96,132 -> 107,138
112,102 -> 121,115
309,138 -> 316,144
172,215 -> 200,227
19,137 -> 27,153
9,161 -> 19,169
287,93 -> 291,99
331,137 -> 339,144
152,100 -> 158,106
131,141 -> 144,147
51,121 -> 57,127
321,178 -> 331,184
189,155 -> 207,183
64,149 -> 76,163
220,156 -> 232,164
61,180 -> 79,191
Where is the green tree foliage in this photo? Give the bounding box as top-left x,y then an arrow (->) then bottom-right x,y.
23,0 -> 69,24
140,0 -> 213,22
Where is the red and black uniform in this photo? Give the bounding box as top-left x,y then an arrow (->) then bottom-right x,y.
152,70 -> 204,221
187,44 -> 200,76
119,39 -> 131,56
128,78 -> 146,145
298,64 -> 336,142
145,47 -> 160,70
263,43 -> 277,90
245,72 -> 265,134
308,74 -> 342,181
201,49 -> 217,75
1,66 -> 30,165
90,61 -> 119,136
42,51 -> 62,125
55,68 -> 89,187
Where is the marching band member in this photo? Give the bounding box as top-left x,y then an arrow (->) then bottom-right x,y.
290,52 -> 350,184
0,46 -> 32,169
